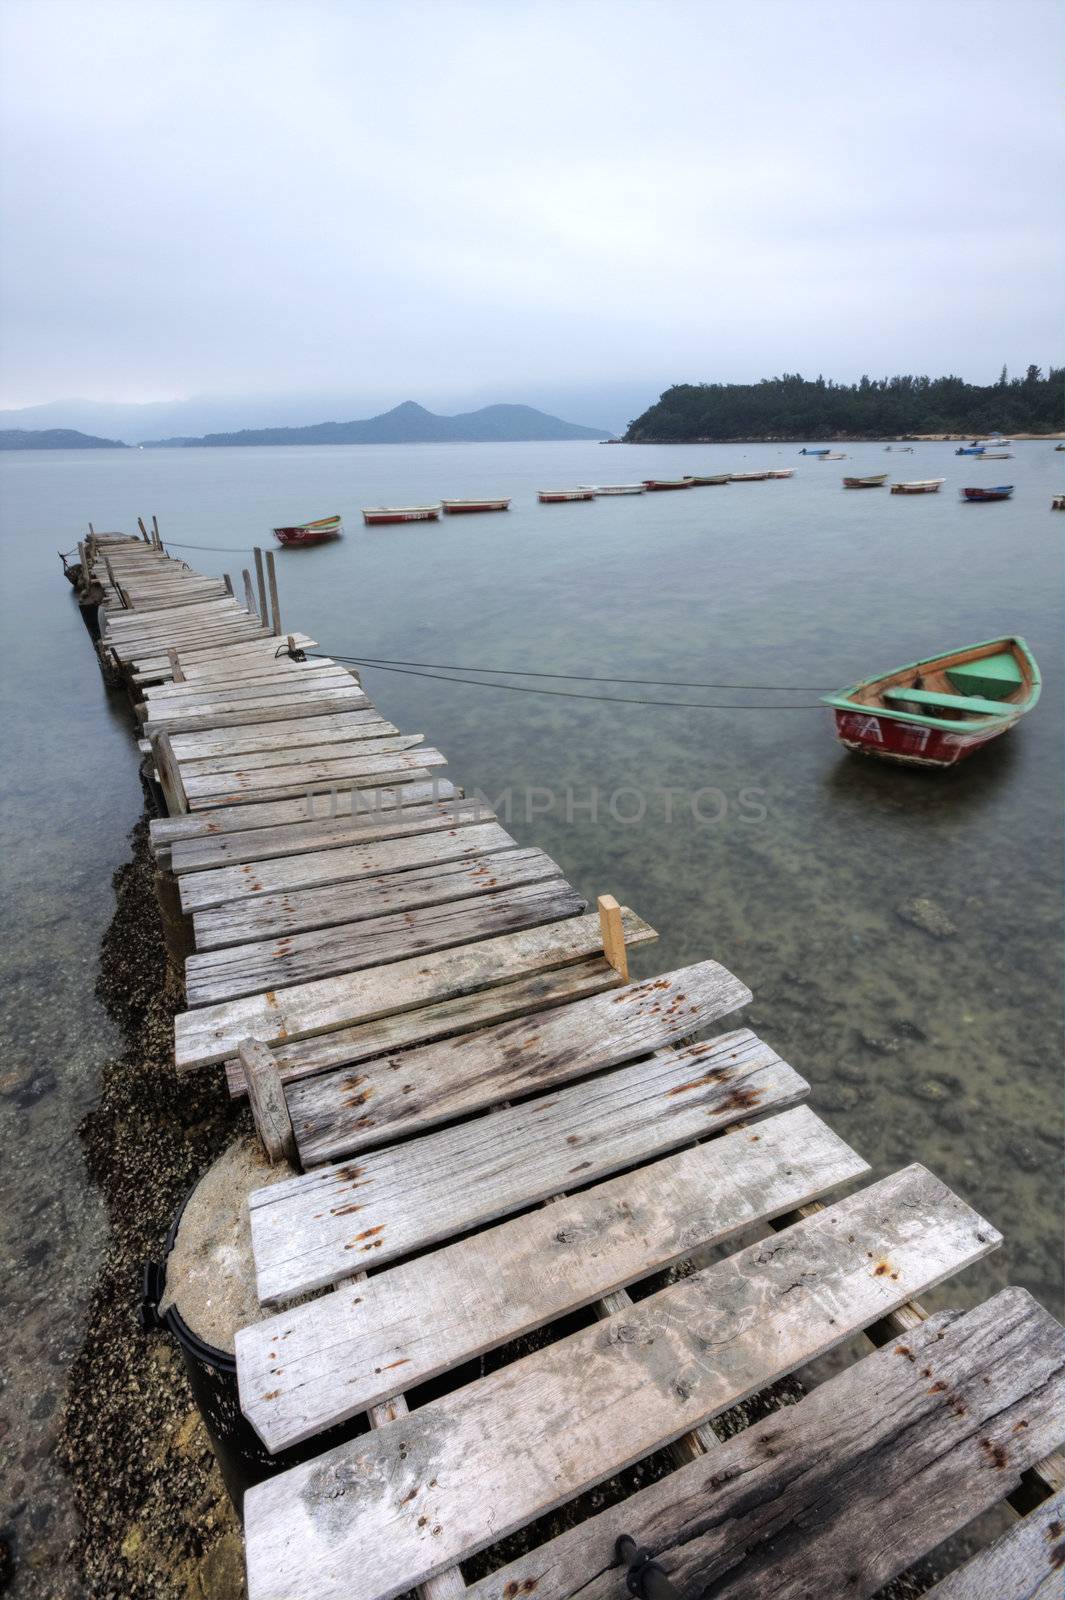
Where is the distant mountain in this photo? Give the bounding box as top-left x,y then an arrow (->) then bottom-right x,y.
0,427 -> 127,450
143,401 -> 613,447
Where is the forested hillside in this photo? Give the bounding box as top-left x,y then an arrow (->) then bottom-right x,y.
625,367 -> 1064,441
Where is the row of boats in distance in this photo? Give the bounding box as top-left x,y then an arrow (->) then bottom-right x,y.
360,471 -> 800,524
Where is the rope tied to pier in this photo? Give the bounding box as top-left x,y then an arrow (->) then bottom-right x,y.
308,653 -> 828,709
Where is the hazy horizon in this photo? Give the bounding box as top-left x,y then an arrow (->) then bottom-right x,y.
1,0 -> 1061,423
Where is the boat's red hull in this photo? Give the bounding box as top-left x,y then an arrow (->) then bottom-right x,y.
831,709 -> 1011,767
643,480 -> 693,490
273,527 -> 341,546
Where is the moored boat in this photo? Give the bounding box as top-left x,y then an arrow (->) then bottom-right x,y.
890,479 -> 944,494
1052,494 -> 1065,509
884,445 -> 914,452
799,447 -> 831,456
683,474 -> 730,486
578,484 -> 646,495
975,450 -> 1013,460
538,488 -> 596,503
441,498 -> 511,514
955,445 -> 985,456
272,514 -> 343,546
728,470 -> 769,482
822,451 -> 847,460
1055,443 -> 1065,451
361,505 -> 441,525
823,636 -> 1040,768
642,478 -> 694,491
962,485 -> 1013,502
842,473 -> 888,488
765,468 -> 795,478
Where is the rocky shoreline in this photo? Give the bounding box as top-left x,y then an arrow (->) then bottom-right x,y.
57,813 -> 248,1600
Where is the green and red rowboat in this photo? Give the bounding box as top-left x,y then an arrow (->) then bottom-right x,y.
272,514 -> 342,546
823,637 -> 1040,768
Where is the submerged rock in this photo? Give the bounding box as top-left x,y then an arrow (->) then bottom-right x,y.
895,897 -> 958,938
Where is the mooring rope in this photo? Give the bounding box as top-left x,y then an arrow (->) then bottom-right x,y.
310,654 -> 826,709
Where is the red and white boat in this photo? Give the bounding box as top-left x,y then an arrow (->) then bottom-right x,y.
538,489 -> 595,503
441,498 -> 511,514
961,486 -> 1013,502
361,505 -> 441,525
272,514 -> 342,547
765,468 -> 795,479
823,636 -> 1040,768
642,478 -> 693,491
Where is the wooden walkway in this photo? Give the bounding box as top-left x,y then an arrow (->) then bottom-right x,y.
72,528 -> 1065,1600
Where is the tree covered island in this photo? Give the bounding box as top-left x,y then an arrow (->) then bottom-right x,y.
624,366 -> 1064,442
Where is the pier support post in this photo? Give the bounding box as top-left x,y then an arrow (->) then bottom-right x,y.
242,568 -> 257,618
154,866 -> 191,996
253,546 -> 268,625
152,515 -> 161,550
597,894 -> 629,982
237,1039 -> 298,1168
265,549 -> 282,635
223,572 -> 234,596
150,730 -> 189,816
138,517 -> 150,543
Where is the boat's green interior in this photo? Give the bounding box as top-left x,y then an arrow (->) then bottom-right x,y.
883,688 -> 1011,717
945,651 -> 1024,701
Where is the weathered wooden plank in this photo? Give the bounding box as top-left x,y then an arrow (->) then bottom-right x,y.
290,957 -> 752,1165
145,665 -> 349,700
143,673 -> 355,716
130,632 -> 317,680
237,1104 -> 867,1450
249,1028 -> 804,1302
182,761 -> 441,812
192,846 -> 553,950
242,1167 -> 1003,1600
179,820 -> 519,911
177,733 -> 424,779
184,876 -> 586,1004
167,794 -> 485,874
167,711 -> 396,763
461,1287 -> 1058,1600
223,953 -> 636,1096
142,687 -> 370,736
152,779 -> 462,849
174,906 -> 655,1072
923,1490 -> 1065,1600
240,1039 -> 299,1166
182,749 -> 444,808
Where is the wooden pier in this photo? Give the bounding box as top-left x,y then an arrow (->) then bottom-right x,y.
71,528 -> 1065,1600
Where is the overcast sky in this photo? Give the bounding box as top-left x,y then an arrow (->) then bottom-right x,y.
0,0 -> 1060,419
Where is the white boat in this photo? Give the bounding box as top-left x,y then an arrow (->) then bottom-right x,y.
976,451 -> 1013,460
538,488 -> 596,503
822,452 -> 847,460
765,468 -> 795,478
728,471 -> 769,481
441,498 -> 511,513
578,484 -> 646,495
362,505 -> 440,525
890,479 -> 945,495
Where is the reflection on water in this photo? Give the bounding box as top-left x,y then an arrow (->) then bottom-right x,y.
0,438 -> 1061,1590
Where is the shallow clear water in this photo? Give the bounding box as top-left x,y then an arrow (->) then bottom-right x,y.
1,438 -> 1062,1584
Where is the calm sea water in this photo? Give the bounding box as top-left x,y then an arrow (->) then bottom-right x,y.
1,438 -> 1062,1586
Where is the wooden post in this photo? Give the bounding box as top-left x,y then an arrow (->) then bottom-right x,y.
597,894 -> 628,982
154,866 -> 192,996
253,545 -> 268,623
77,541 -> 88,591
167,648 -> 185,683
223,571 -> 234,596
237,1039 -> 298,1167
150,730 -> 189,816
152,514 -> 161,550
88,521 -> 95,536
265,548 -> 281,635
137,516 -> 149,542
243,567 -> 257,618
